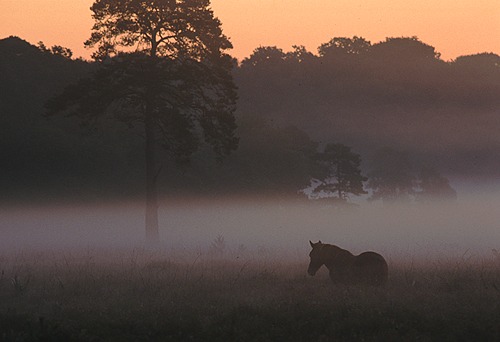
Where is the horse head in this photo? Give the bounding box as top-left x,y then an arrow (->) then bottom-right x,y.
308,240 -> 324,276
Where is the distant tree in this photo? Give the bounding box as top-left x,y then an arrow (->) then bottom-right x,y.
235,114 -> 318,194
240,46 -> 287,67
46,0 -> 238,242
49,45 -> 73,59
454,53 -> 500,69
311,143 -> 367,201
367,147 -> 415,203
37,41 -> 73,58
36,41 -> 49,52
318,36 -> 371,57
415,167 -> 457,202
370,36 -> 441,61
451,52 -> 500,105
285,45 -> 315,63
453,53 -> 500,80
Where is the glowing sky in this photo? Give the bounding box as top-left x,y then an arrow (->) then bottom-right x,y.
0,0 -> 498,61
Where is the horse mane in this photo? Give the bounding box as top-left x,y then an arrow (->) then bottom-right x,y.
319,243 -> 353,257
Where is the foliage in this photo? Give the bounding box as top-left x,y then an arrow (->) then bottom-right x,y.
46,51 -> 238,163
318,36 -> 371,57
240,46 -> 288,67
85,0 -> 232,61
367,148 -> 457,203
367,147 -> 415,203
370,36 -> 442,61
37,41 -> 74,59
311,143 -> 367,201
230,114 -> 319,195
454,52 -> 500,69
47,0 -> 238,163
416,167 -> 457,202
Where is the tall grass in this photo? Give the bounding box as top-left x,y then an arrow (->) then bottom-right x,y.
1,247 -> 500,341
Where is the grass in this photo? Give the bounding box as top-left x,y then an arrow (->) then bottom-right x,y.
1,247 -> 500,341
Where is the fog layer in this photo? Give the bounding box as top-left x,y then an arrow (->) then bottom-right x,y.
2,192 -> 499,262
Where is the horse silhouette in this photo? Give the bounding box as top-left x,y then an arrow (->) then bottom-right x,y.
308,241 -> 388,286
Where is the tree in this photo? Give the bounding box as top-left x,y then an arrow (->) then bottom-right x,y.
370,36 -> 441,62
311,143 -> 367,201
318,36 -> 371,57
240,46 -> 287,68
285,45 -> 315,63
46,0 -> 238,242
234,115 -> 319,195
37,41 -> 74,58
367,147 -> 415,203
415,167 -> 457,202
454,53 -> 500,70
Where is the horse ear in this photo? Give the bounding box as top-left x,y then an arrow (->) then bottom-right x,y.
309,240 -> 314,248
319,240 -> 322,244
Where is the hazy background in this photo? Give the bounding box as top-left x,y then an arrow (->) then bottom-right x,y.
2,190 -> 500,262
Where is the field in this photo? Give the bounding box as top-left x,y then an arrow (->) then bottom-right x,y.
2,247 -> 500,341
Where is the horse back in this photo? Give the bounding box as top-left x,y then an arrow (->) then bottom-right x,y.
353,251 -> 388,285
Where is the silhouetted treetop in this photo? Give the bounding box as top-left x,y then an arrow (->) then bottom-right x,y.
416,167 -> 457,202
240,46 -> 287,67
286,45 -> 316,63
0,36 -> 39,56
318,36 -> 371,57
367,147 -> 415,203
86,0 -> 232,60
37,41 -> 74,59
370,36 -> 442,61
453,52 -> 500,75
240,45 -> 317,68
312,143 -> 367,201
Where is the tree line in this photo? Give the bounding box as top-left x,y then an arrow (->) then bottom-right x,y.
235,37 -> 500,180
2,2 -> 497,226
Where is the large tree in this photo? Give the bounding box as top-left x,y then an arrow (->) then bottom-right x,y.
46,0 -> 238,241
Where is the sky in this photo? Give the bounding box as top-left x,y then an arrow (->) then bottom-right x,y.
0,0 -> 499,61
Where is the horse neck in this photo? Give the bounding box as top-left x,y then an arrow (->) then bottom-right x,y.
322,245 -> 355,269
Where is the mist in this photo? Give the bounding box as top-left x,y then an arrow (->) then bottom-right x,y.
2,187 -> 499,263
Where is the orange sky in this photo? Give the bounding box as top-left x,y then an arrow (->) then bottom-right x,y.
1,0 -> 498,61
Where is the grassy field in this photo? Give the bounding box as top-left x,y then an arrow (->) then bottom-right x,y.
1,247 -> 500,341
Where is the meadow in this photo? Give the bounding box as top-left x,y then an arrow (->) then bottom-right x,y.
1,246 -> 500,341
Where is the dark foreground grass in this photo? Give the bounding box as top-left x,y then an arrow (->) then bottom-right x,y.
1,249 -> 500,341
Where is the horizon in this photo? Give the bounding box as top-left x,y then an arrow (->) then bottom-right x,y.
0,0 -> 499,61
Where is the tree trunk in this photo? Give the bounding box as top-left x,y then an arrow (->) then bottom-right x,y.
145,106 -> 160,242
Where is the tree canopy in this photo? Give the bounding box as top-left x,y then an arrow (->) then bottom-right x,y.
311,143 -> 367,201
85,0 -> 232,60
367,148 -> 415,203
318,36 -> 371,57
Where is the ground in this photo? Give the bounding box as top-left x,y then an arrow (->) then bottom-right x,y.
1,247 -> 500,341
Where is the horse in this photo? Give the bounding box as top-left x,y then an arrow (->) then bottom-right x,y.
308,241 -> 388,286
